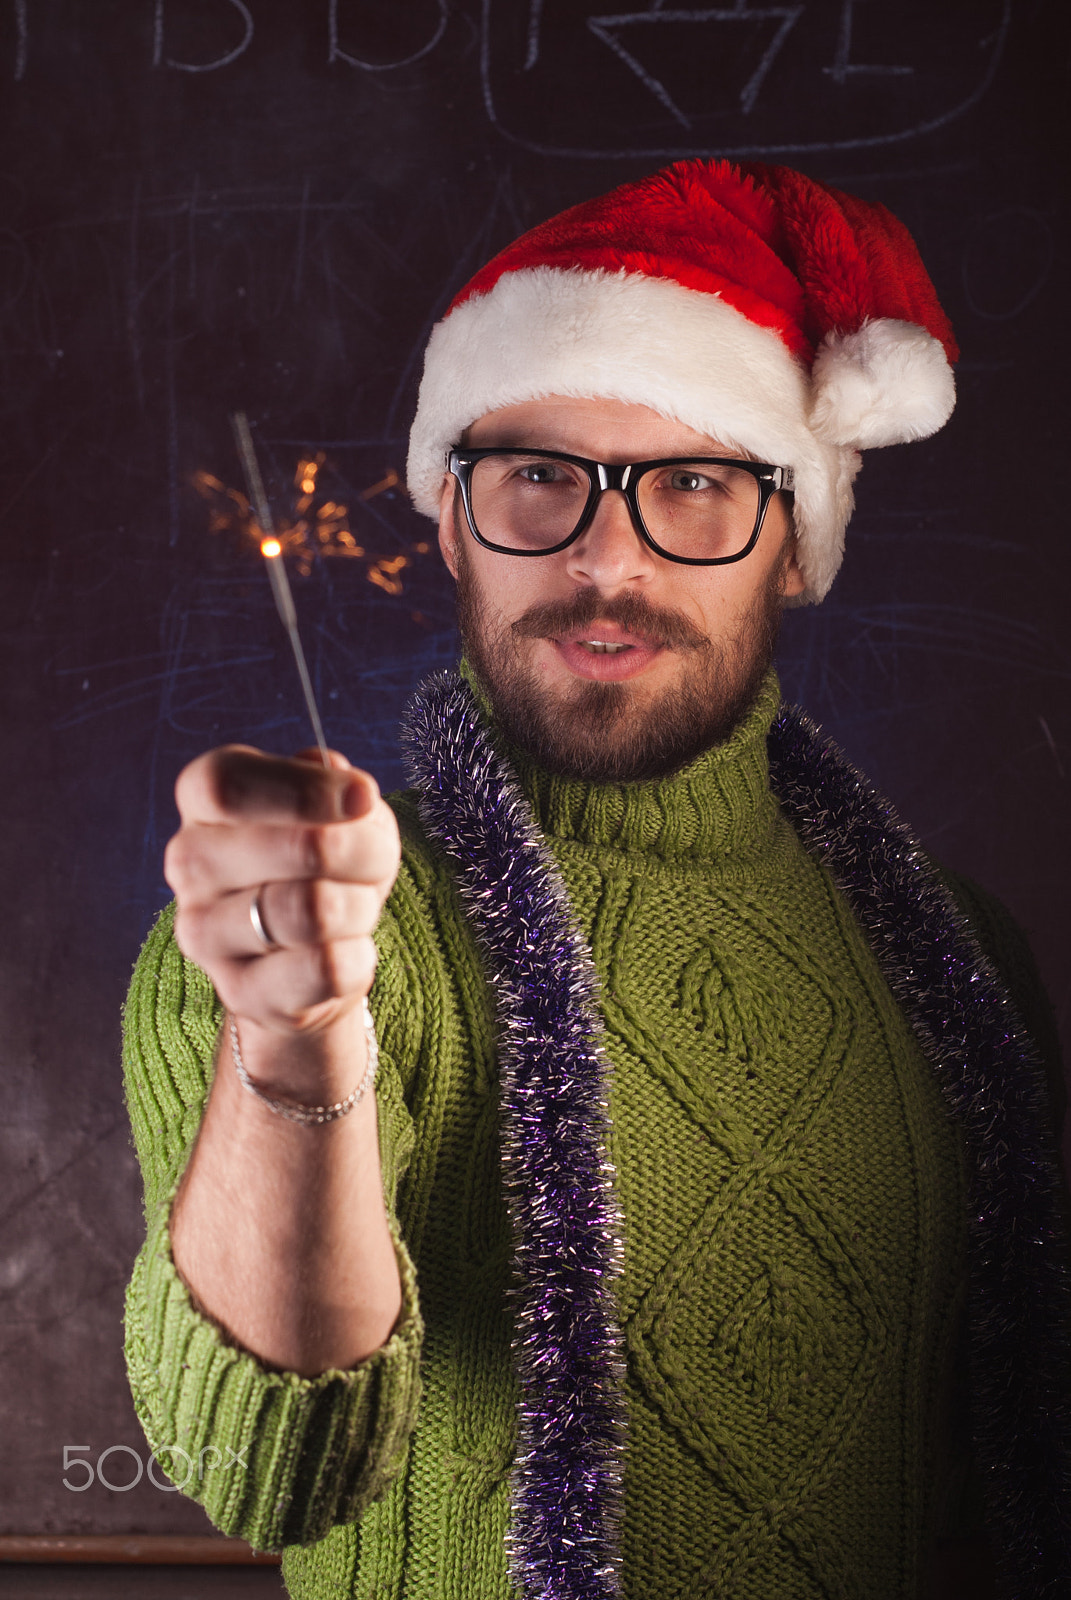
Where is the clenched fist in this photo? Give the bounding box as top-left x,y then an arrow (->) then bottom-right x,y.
165,746 -> 401,1038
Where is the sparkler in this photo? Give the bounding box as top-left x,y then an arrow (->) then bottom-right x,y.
230,411 -> 330,766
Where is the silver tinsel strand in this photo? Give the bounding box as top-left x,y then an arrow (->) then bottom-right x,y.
404,673 -> 626,1600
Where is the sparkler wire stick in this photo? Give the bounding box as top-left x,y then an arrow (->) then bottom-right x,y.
230,411 -> 330,767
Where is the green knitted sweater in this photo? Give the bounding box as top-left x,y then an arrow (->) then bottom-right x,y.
126,675 -> 1030,1597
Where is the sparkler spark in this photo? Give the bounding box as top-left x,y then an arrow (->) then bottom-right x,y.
368,554 -> 409,596
192,451 -> 419,587
194,427 -> 435,752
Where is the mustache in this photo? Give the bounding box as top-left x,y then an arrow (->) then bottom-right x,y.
510,590 -> 709,652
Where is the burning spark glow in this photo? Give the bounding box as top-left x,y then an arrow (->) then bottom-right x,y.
368,554 -> 409,596
193,450 -> 424,595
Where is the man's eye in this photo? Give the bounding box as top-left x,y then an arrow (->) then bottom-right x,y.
519,463 -> 563,484
668,470 -> 713,492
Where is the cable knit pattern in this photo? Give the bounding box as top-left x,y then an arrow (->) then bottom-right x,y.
124,673 -> 989,1597
510,676 -> 967,1597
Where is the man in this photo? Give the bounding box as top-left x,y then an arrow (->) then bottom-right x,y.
124,162 -> 1068,1598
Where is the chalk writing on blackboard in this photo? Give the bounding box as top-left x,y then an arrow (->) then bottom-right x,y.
961,206 -> 1054,322
481,0 -> 1013,158
12,1 -> 451,81
587,8 -> 805,125
152,0 -> 254,73
822,0 -> 913,86
10,0 -> 1012,150
13,0 -> 26,80
328,0 -> 449,71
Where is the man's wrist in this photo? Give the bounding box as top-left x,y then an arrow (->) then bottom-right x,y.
230,1003 -> 378,1125
222,998 -> 373,1109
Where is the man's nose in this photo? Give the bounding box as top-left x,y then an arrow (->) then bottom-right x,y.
564,489 -> 657,589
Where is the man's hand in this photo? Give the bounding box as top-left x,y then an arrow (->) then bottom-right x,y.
164,745 -> 405,1374
165,746 -> 401,1039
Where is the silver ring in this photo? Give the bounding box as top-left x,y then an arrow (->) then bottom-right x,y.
249,887 -> 278,952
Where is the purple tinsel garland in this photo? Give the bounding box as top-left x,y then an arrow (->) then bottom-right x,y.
405,671 -> 1070,1600
404,672 -> 625,1600
769,704 -> 1071,1600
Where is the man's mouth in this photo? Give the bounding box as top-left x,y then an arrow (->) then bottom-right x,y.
551,625 -> 666,681
560,621 -> 660,651
510,595 -> 707,682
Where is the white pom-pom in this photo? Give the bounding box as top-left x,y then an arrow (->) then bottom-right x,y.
809,319 -> 955,450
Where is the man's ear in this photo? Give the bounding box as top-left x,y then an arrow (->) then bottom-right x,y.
780,541 -> 807,600
438,478 -> 459,580
777,503 -> 807,600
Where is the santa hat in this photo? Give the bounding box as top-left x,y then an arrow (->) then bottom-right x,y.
406,160 -> 957,602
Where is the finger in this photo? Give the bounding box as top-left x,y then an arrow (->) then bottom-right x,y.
257,877 -> 386,948
176,879 -> 386,969
175,745 -> 377,828
211,937 -> 379,1029
164,799 -> 401,901
293,746 -> 352,773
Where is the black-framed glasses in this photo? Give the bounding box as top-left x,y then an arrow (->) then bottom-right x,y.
448,447 -> 795,566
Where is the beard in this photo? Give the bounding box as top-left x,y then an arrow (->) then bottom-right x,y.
453,523 -> 791,785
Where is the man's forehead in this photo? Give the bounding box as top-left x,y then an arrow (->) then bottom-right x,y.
463,395 -> 744,460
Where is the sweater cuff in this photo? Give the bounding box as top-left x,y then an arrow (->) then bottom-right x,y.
124,1190 -> 423,1550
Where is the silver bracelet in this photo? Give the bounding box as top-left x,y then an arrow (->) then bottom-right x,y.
229,1000 -> 379,1125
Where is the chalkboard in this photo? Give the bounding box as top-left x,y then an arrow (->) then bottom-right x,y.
1,0 -> 1067,1542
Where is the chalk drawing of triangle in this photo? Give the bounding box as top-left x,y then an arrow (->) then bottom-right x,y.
587,7 -> 804,126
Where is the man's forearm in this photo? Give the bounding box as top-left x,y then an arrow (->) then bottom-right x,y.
170,1006 -> 402,1377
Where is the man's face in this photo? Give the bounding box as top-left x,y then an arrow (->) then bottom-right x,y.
437,396 -> 805,783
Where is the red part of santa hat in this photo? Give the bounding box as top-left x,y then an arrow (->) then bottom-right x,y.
407,160 -> 957,601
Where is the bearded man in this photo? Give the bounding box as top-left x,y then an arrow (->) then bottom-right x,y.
123,162 -> 1068,1600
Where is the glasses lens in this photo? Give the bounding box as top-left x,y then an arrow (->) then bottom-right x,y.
468,453 -> 591,551
636,462 -> 760,561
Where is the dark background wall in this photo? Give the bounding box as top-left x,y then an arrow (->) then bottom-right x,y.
1,0 -> 1066,1536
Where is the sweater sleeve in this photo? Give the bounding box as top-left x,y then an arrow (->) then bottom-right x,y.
122,897 -> 425,1551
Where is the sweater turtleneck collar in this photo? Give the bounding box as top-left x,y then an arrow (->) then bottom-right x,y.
460,663 -> 782,864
